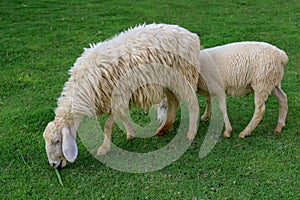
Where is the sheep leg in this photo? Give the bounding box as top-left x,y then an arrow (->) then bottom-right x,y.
97,113 -> 114,156
156,89 -> 179,136
186,94 -> 199,141
216,94 -> 232,138
272,85 -> 288,133
201,97 -> 211,122
238,92 -> 267,138
157,98 -> 168,125
118,113 -> 135,140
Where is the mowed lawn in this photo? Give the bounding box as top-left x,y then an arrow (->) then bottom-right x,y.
1,0 -> 299,199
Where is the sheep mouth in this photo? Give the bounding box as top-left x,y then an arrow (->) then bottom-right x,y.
56,160 -> 63,169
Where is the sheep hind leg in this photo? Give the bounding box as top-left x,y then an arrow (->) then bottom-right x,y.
201,97 -> 211,122
97,113 -> 114,156
238,92 -> 267,138
272,85 -> 288,133
156,89 -> 179,136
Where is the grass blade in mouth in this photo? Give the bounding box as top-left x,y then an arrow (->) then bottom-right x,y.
55,168 -> 64,187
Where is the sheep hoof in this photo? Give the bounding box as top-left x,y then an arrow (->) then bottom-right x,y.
200,115 -> 210,122
156,127 -> 167,136
186,132 -> 195,141
223,131 -> 231,138
274,125 -> 283,134
97,145 -> 109,157
126,134 -> 135,140
238,131 -> 249,139
156,130 -> 166,136
156,121 -> 173,136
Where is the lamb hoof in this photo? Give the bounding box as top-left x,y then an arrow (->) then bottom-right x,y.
238,131 -> 249,139
186,132 -> 195,141
274,125 -> 283,134
126,134 -> 135,140
200,115 -> 209,122
223,131 -> 231,138
97,145 -> 109,156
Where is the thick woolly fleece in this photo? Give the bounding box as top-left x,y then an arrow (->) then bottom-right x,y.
55,23 -> 200,121
43,23 -> 201,168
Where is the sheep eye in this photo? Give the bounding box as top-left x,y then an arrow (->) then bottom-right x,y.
53,138 -> 60,144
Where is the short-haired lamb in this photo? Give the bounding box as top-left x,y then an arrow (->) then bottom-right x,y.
158,41 -> 288,138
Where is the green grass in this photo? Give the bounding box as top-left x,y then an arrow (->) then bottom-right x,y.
1,0 -> 299,199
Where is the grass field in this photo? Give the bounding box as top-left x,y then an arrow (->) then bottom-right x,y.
1,0 -> 299,199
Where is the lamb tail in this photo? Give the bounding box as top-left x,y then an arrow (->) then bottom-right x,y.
280,50 -> 288,66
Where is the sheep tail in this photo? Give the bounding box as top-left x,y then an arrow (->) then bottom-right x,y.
279,50 -> 288,66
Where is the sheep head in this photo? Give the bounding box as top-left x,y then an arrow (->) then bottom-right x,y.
43,121 -> 78,169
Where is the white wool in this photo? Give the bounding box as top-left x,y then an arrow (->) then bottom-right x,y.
44,23 -> 201,168
158,41 -> 288,138
198,42 -> 288,138
55,23 -> 200,119
199,41 -> 288,97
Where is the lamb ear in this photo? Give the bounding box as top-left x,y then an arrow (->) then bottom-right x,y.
62,126 -> 78,162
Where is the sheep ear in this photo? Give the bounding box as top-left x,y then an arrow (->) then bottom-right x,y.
62,126 -> 78,162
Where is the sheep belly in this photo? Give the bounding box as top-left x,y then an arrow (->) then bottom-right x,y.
225,85 -> 253,97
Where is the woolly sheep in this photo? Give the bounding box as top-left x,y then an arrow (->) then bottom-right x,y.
158,41 -> 288,138
42,23 -> 201,169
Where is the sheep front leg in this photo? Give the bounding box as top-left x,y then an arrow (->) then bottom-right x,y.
156,89 -> 179,136
216,94 -> 232,138
118,113 -> 135,140
238,92 -> 267,138
97,113 -> 114,156
272,85 -> 288,133
186,95 -> 199,141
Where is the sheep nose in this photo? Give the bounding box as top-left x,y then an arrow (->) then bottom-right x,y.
51,160 -> 63,169
51,161 -> 60,168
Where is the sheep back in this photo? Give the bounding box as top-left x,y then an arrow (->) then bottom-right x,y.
56,23 -> 200,118
201,41 -> 288,97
